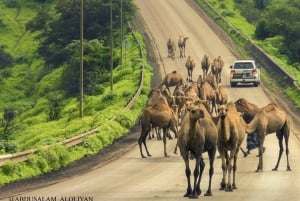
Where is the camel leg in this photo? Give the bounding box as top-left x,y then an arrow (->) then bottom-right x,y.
219,152 -> 227,190
225,152 -> 234,192
195,158 -> 205,196
138,129 -> 151,158
273,131 -> 284,171
183,153 -> 193,197
205,148 -> 216,196
163,128 -> 169,157
240,147 -> 248,157
255,134 -> 265,172
232,149 -> 239,189
190,156 -> 201,198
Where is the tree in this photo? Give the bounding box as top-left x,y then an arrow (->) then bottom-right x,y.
36,0 -> 136,68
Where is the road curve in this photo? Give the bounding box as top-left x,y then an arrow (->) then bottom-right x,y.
2,1 -> 300,201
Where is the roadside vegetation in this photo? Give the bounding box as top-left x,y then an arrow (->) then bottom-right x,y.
196,0 -> 300,108
0,0 -> 152,185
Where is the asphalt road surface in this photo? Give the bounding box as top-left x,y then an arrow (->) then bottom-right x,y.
1,0 -> 300,201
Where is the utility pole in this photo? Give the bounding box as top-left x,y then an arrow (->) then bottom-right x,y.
110,0 -> 113,92
79,0 -> 84,118
120,0 -> 123,68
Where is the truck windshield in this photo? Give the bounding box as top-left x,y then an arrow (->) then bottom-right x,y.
234,62 -> 253,69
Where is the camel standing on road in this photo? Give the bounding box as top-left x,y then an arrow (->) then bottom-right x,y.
211,56 -> 224,83
235,98 -> 291,172
138,103 -> 178,158
185,55 -> 196,82
217,102 -> 247,192
201,54 -> 210,78
167,38 -> 176,60
178,35 -> 189,58
176,105 -> 206,198
154,71 -> 184,93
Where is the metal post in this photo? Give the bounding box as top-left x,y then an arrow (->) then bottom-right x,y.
120,0 -> 123,68
79,0 -> 84,118
110,0 -> 113,92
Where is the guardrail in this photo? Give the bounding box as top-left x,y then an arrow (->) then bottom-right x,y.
202,0 -> 299,89
0,24 -> 145,167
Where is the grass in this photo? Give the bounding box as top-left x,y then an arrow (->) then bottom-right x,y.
0,0 -> 152,185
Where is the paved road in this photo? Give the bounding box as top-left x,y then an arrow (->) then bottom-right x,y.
2,1 -> 300,201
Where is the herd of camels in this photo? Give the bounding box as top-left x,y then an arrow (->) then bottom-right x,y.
138,35 -> 291,198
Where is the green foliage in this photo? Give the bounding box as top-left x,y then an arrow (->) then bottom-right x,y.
0,48 -> 13,69
37,0 -> 137,68
0,0 -> 151,186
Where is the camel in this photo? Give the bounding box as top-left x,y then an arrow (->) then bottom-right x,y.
184,82 -> 200,102
147,88 -> 169,107
185,55 -> 196,82
198,75 -> 217,115
176,102 -> 217,198
217,102 -> 247,192
201,54 -> 210,78
215,86 -> 228,106
205,71 -> 218,90
216,56 -> 224,82
235,98 -> 291,172
154,71 -> 184,93
178,35 -> 189,58
146,88 -> 169,140
167,38 -> 176,60
211,56 -> 224,83
138,103 -> 178,158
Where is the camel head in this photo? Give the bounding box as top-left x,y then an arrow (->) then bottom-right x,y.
235,98 -> 260,123
190,106 -> 204,121
218,104 -> 228,118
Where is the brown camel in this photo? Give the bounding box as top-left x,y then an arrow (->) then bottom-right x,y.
198,75 -> 217,115
201,54 -> 210,78
185,55 -> 196,82
235,98 -> 291,172
167,38 -> 176,60
215,85 -> 228,106
146,88 -> 169,140
176,102 -> 217,198
178,35 -> 189,58
205,71 -> 218,90
147,88 -> 169,107
217,102 -> 247,192
211,56 -> 224,83
184,82 -> 200,102
138,103 -> 178,158
216,56 -> 224,82
154,71 -> 184,93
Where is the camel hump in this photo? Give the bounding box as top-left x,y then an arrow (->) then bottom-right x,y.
263,103 -> 278,112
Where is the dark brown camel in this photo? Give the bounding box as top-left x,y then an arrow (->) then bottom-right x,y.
217,102 -> 247,192
176,102 -> 217,198
235,98 -> 291,172
185,55 -> 196,82
201,54 -> 210,78
167,38 -> 176,60
138,103 -> 178,158
178,35 -> 189,58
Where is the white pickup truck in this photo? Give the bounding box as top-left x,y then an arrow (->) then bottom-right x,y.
229,59 -> 261,87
